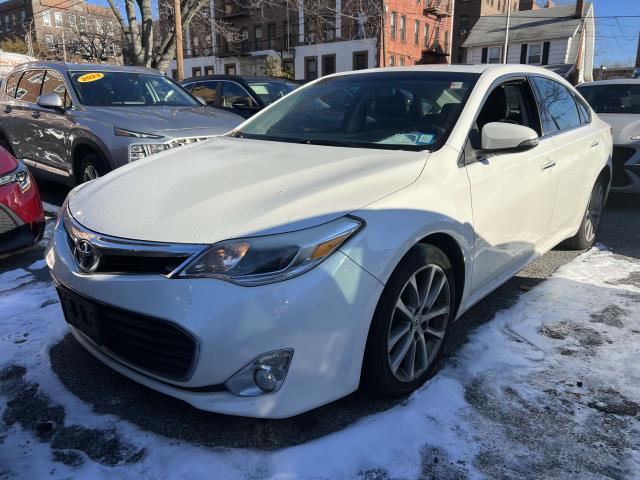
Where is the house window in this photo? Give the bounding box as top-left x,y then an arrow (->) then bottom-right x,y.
322,54 -> 335,76
205,66 -> 214,75
400,15 -> 406,42
45,35 -> 54,47
390,12 -> 396,40
353,51 -> 368,70
424,23 -> 429,47
79,16 -> 86,31
399,57 -> 405,66
414,20 -> 419,45
390,55 -> 395,66
304,56 -> 318,81
444,30 -> 450,53
460,15 -> 468,35
527,43 -> 542,64
254,26 -> 263,48
192,67 -> 202,77
488,46 -> 502,64
224,63 -> 236,75
240,27 -> 248,40
268,23 -> 276,48
20,10 -> 25,22
323,17 -> 335,41
54,11 -> 62,27
172,69 -> 178,79
69,14 -> 76,26
43,10 -> 50,26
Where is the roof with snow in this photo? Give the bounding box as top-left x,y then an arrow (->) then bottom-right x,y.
462,3 -> 591,47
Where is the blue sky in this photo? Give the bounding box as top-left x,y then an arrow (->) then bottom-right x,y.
91,0 -> 639,67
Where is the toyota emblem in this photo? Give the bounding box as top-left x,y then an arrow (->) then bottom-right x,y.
74,239 -> 98,273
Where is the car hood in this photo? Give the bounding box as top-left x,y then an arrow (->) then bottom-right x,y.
598,113 -> 640,144
69,137 -> 428,244
86,106 -> 243,137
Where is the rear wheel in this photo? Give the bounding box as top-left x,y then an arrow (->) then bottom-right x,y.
564,178 -> 607,250
362,244 -> 455,396
78,153 -> 108,184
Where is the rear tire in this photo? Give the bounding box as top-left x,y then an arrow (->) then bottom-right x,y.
564,178 -> 607,250
78,153 -> 108,184
362,244 -> 456,396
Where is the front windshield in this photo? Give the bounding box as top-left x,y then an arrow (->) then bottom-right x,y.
577,84 -> 640,114
234,72 -> 478,150
70,71 -> 200,107
247,80 -> 298,105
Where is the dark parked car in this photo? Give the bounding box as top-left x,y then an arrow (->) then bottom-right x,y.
0,147 -> 44,254
181,75 -> 298,118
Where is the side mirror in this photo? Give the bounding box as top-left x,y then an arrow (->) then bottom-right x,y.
481,122 -> 539,152
37,92 -> 64,111
195,96 -> 208,106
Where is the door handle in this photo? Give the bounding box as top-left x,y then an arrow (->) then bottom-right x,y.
541,159 -> 556,171
31,111 -> 40,119
3,106 -> 11,114
590,141 -> 600,148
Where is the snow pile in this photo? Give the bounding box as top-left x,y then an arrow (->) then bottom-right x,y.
0,247 -> 639,479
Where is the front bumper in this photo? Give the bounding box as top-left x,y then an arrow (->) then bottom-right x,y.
46,218 -> 383,418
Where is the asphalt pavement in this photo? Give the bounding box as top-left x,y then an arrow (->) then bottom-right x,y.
3,178 -> 639,452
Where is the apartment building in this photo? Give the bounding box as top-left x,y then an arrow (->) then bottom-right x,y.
0,0 -> 120,63
166,0 -> 453,81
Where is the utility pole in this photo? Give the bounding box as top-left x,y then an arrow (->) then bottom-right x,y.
174,0 -> 185,80
502,0 -> 511,64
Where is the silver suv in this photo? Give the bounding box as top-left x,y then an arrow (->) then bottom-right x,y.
0,62 -> 242,184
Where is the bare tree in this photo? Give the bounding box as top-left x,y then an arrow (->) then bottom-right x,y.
66,17 -> 123,63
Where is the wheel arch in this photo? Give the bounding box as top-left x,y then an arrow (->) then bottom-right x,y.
71,139 -> 110,184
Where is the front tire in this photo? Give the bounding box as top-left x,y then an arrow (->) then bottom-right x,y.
362,244 -> 455,396
78,153 -> 108,184
564,178 -> 607,250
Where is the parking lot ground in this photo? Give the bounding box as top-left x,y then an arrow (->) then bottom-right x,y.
0,184 -> 638,480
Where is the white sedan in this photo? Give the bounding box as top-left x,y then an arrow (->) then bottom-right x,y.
46,65 -> 612,418
577,79 -> 640,193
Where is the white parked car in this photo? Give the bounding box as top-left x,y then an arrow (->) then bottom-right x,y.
577,79 -> 640,193
46,65 -> 612,418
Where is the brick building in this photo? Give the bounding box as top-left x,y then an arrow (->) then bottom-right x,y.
0,0 -> 121,63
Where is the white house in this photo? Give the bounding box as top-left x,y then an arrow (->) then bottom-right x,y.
462,1 -> 595,84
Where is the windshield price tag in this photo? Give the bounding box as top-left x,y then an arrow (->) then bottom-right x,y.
78,73 -> 105,83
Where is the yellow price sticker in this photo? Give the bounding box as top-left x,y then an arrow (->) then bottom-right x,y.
77,73 -> 104,83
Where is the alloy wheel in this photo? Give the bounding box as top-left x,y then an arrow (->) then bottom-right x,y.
83,164 -> 99,182
387,264 -> 450,383
585,182 -> 605,243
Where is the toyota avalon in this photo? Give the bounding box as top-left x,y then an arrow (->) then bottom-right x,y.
46,65 -> 612,418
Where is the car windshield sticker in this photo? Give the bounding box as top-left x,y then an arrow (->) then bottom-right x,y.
77,73 -> 104,83
449,82 -> 463,89
250,85 -> 268,94
416,134 -> 436,145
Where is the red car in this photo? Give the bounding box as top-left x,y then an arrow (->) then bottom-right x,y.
0,148 -> 44,254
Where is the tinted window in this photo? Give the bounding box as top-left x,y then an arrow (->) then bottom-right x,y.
235,72 -> 478,151
4,72 -> 21,98
69,71 -> 199,107
16,70 -> 45,103
577,84 -> 640,115
532,76 -> 581,134
246,80 -> 297,105
189,81 -> 218,105
221,82 -> 256,108
42,70 -> 72,108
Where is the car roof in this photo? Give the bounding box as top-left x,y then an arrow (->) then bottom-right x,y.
182,74 -> 296,84
12,61 -> 158,75
578,79 -> 640,87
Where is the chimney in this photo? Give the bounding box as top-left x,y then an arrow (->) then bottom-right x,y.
575,0 -> 584,17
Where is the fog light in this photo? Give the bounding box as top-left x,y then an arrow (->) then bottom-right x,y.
225,349 -> 293,397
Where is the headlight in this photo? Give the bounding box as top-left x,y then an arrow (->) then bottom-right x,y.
129,143 -> 171,161
0,162 -> 31,192
175,216 -> 362,285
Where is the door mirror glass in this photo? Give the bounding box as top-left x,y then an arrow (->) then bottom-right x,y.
37,92 -> 64,110
481,122 -> 539,152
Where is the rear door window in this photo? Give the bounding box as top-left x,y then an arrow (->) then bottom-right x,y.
16,70 -> 45,103
531,76 -> 581,135
4,72 -> 22,98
